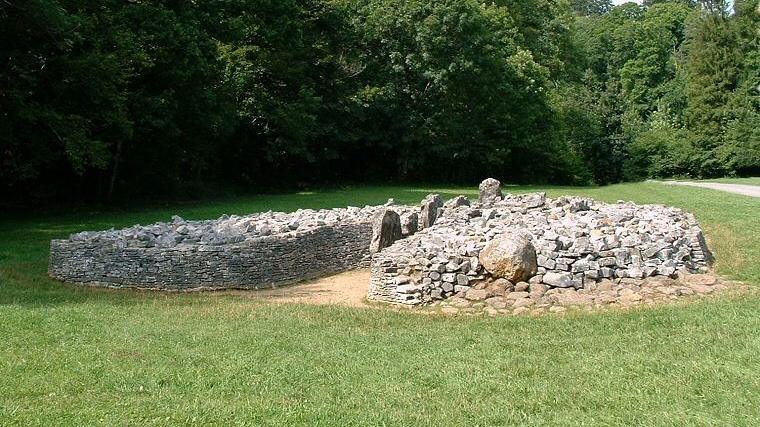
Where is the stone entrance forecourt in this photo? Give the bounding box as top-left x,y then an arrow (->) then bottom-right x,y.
50,179 -> 718,311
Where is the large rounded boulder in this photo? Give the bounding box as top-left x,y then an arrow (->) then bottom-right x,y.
479,230 -> 537,283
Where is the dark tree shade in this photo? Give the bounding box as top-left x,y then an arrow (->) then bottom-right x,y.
0,0 -> 758,206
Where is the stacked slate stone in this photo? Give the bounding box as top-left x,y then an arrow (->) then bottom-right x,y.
367,179 -> 713,305
66,206 -> 394,249
50,203 -> 417,290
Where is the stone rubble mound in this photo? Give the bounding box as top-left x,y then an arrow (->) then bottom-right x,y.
50,177 -> 717,306
367,179 -> 713,306
67,205 -> 403,249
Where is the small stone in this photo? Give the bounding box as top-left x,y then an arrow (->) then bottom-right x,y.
493,278 -> 513,291
619,289 -> 642,304
529,282 -> 548,295
485,297 -> 508,309
507,291 -> 530,299
597,279 -> 614,291
682,273 -> 717,287
441,307 -> 459,315
465,289 -> 489,301
400,212 -> 419,237
542,271 -> 574,288
449,297 -> 471,308
512,298 -> 535,308
513,306 -> 530,315
396,284 -> 420,294
553,289 -> 594,306
514,281 -> 529,292
484,307 -> 500,316
395,275 -> 411,285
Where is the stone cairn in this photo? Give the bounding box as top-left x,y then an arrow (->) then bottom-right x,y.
367,178 -> 716,312
49,178 -> 722,312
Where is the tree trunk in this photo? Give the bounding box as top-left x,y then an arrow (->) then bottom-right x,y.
107,140 -> 123,202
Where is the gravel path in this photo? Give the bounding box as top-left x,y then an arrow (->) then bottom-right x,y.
656,180 -> 760,198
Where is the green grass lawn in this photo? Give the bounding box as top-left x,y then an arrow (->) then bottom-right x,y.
701,177 -> 760,186
1,182 -> 759,425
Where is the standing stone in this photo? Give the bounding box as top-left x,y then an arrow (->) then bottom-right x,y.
479,178 -> 503,205
444,195 -> 471,209
478,230 -> 537,283
369,209 -> 402,254
419,194 -> 443,229
400,212 -> 419,237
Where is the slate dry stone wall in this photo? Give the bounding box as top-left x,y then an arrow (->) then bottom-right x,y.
49,207 -> 387,290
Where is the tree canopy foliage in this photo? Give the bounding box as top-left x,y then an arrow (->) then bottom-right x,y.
1,0 -> 758,203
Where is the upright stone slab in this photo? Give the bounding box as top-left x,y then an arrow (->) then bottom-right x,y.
369,208 -> 402,254
419,194 -> 443,229
400,212 -> 419,237
479,178 -> 503,205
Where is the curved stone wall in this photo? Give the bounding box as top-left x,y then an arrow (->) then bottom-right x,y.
49,209 -> 380,290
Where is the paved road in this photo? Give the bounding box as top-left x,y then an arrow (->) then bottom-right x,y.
655,180 -> 760,198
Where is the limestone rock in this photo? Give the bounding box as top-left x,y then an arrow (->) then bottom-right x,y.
485,296 -> 508,309
400,212 -> 419,237
514,281 -> 529,292
420,194 -> 443,229
478,178 -> 503,205
681,273 -> 717,287
465,289 -> 489,301
444,195 -> 471,209
542,271 -> 574,288
478,230 -> 537,283
369,209 -> 402,254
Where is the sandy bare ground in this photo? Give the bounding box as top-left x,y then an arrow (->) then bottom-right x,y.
233,269 -> 372,307
656,180 -> 760,197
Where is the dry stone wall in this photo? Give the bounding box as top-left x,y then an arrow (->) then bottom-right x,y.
49,206 -> 400,290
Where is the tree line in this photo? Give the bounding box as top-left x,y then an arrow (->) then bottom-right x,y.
1,0 -> 758,204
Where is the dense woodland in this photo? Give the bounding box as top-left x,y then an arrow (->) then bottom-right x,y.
1,0 -> 758,204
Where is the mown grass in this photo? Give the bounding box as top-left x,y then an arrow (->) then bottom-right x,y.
1,182 -> 759,425
701,177 -> 760,186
